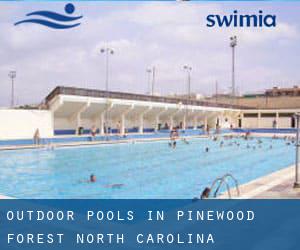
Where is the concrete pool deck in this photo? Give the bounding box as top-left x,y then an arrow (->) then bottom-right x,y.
0,132 -> 296,151
0,194 -> 14,199
0,134 -> 214,151
219,165 -> 300,199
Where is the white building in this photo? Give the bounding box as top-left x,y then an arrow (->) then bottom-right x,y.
0,86 -> 299,140
47,87 -> 239,136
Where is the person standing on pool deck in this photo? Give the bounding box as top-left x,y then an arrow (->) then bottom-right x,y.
90,125 -> 97,141
33,128 -> 41,145
116,121 -> 121,135
272,119 -> 277,129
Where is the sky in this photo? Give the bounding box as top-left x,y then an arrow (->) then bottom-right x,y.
1,1 -> 300,107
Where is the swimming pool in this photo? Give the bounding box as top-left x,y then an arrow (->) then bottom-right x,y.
0,136 -> 295,199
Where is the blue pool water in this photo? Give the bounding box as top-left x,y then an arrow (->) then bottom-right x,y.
0,137 -> 295,199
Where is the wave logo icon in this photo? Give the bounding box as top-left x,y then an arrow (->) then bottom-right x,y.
14,3 -> 82,29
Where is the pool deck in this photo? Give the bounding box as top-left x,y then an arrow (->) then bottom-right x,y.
0,134 -> 211,151
219,165 -> 300,199
0,131 -> 296,151
0,194 -> 13,199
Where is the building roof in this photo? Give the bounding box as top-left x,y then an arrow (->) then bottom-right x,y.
45,86 -> 251,110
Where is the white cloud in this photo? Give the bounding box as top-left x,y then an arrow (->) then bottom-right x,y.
0,2 -> 300,106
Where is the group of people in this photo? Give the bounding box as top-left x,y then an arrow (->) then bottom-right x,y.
168,128 -> 191,148
82,121 -> 127,140
210,130 -> 298,154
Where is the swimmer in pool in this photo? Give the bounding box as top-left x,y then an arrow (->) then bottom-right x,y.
205,147 -> 209,153
200,187 -> 211,199
90,174 -> 96,183
78,174 -> 96,184
182,138 -> 190,144
105,184 -> 124,189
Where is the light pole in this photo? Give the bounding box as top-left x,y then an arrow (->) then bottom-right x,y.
183,65 -> 192,130
146,66 -> 156,95
100,47 -> 114,93
215,80 -> 218,103
146,68 -> 152,95
294,113 -> 300,188
183,65 -> 192,102
230,36 -> 237,98
151,66 -> 156,96
100,47 -> 114,136
8,71 -> 16,108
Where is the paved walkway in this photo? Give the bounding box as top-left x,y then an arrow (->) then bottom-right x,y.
0,194 -> 13,199
220,166 -> 300,199
0,134 -> 211,151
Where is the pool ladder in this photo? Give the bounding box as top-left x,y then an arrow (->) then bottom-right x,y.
209,173 -> 240,198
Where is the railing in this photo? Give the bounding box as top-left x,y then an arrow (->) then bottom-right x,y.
209,173 -> 240,198
45,86 -> 251,109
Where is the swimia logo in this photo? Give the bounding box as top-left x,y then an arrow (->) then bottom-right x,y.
14,3 -> 83,29
206,10 -> 276,28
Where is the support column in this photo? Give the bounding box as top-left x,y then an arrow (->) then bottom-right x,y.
276,112 -> 279,129
76,113 -> 81,134
182,115 -> 186,130
119,105 -> 134,135
155,115 -> 160,132
121,113 -> 125,135
204,116 -> 208,131
138,107 -> 152,134
154,107 -> 168,132
70,102 -> 90,135
169,116 -> 174,130
193,116 -> 198,130
258,112 -> 261,128
99,112 -> 105,135
139,114 -> 144,134
240,113 -> 244,128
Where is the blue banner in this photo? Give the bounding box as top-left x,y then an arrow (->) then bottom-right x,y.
0,199 -> 299,250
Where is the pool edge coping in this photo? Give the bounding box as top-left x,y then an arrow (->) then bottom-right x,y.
218,165 -> 296,199
0,134 -> 214,151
